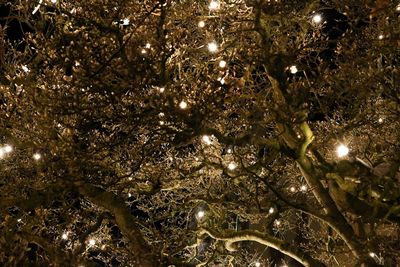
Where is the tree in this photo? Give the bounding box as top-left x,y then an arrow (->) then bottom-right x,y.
0,0 -> 399,266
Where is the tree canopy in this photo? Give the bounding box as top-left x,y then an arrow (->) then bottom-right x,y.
0,0 -> 399,266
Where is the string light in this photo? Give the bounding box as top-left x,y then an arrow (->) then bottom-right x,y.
269,207 -> 275,214
275,220 -> 281,226
208,0 -> 219,10
89,239 -> 96,246
227,162 -> 236,170
289,65 -> 298,74
51,0 -> 57,3
378,118 -> 383,123
312,14 -> 322,24
197,210 -> 205,219
145,43 -> 151,49
219,60 -> 227,68
289,186 -> 296,193
141,49 -> 147,54
179,101 -> 188,109
62,233 -> 68,240
300,185 -> 307,191
33,153 -> 41,160
122,18 -> 130,25
198,21 -> 205,28
369,252 -> 376,258
336,144 -> 349,158
159,87 -> 165,93
22,65 -> 30,73
255,262 -> 261,267
378,34 -> 384,40
202,135 -> 212,145
227,148 -> 232,154
207,42 -> 218,53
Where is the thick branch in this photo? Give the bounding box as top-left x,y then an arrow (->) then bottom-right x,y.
198,227 -> 326,267
74,181 -> 159,267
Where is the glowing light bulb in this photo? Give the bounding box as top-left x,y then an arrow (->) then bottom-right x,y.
202,135 -> 212,145
141,49 -> 147,54
300,185 -> 307,191
145,43 -> 151,49
336,144 -> 349,157
159,121 -> 165,125
228,162 -> 236,170
122,18 -> 130,25
198,21 -> 205,28
159,87 -> 165,93
378,118 -> 383,123
89,239 -> 96,246
4,145 -> 12,153
207,42 -> 218,53
197,210 -> 205,218
255,262 -> 261,267
269,207 -> 275,214
179,101 -> 188,109
208,0 -> 219,10
378,34 -> 384,40
219,60 -> 227,68
312,14 -> 322,24
33,153 -> 41,160
227,148 -> 232,153
289,186 -> 296,192
22,65 -> 30,72
275,220 -> 281,226
217,77 -> 225,84
51,0 -> 57,3
62,233 -> 68,240
369,252 -> 376,258
289,65 -> 298,74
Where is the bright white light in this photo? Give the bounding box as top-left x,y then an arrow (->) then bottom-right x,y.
22,65 -> 30,73
141,49 -> 147,54
227,162 -> 236,170
217,77 -> 225,84
378,34 -> 384,40
145,43 -> 151,49
209,0 -> 219,10
275,220 -> 281,226
300,185 -> 307,191
336,144 -> 349,157
289,65 -> 298,74
369,252 -> 376,258
219,60 -> 227,68
227,148 -> 232,154
378,118 -> 383,123
198,21 -> 205,28
255,262 -> 261,267
397,4 -> 400,12
312,14 -> 322,24
159,87 -> 165,93
128,193 -> 132,197
289,186 -> 296,192
62,233 -> 68,240
197,210 -> 205,219
202,135 -> 212,145
179,101 -> 188,109
33,153 -> 41,160
51,0 -> 57,3
269,207 -> 275,214
159,121 -> 165,125
89,239 -> 96,246
207,42 -> 218,53
122,18 -> 130,25
3,145 -> 12,153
